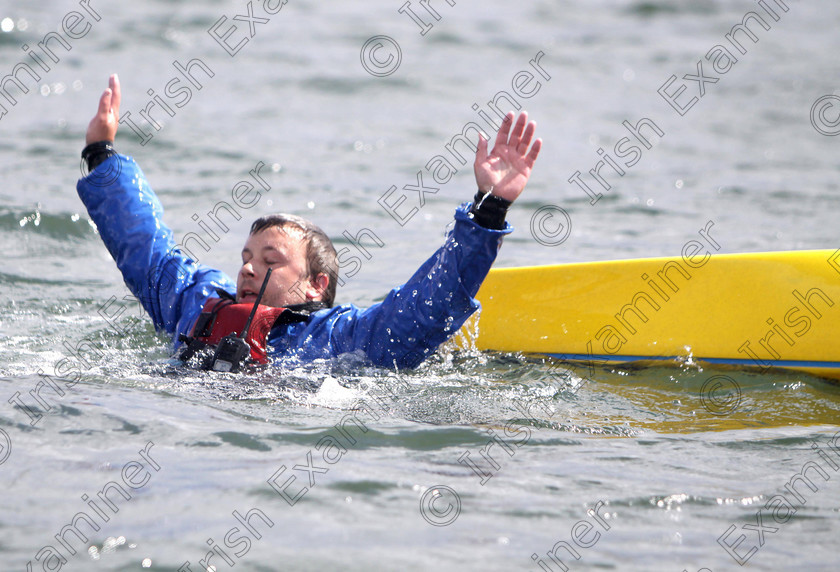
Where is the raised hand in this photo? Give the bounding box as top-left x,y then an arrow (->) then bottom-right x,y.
473,111 -> 541,203
86,74 -> 121,145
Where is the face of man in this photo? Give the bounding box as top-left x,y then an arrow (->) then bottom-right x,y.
237,226 -> 319,308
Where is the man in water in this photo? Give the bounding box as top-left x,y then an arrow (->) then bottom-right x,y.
78,74 -> 542,370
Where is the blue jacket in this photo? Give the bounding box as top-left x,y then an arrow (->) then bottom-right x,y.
77,154 -> 511,369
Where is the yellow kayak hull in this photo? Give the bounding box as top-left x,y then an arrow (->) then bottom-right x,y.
462,249 -> 840,380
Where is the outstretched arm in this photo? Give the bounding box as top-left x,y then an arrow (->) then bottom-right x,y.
306,113 -> 543,368
78,75 -> 235,344
474,111 -> 542,203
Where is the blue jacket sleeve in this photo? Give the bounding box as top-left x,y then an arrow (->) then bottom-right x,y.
77,154 -> 235,343
269,206 -> 510,369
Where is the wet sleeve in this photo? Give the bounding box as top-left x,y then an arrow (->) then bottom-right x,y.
327,203 -> 511,368
76,154 -> 235,342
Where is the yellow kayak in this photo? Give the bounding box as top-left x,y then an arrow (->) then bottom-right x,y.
462,249 -> 840,380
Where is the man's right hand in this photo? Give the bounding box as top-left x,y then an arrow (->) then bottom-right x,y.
86,74 -> 121,145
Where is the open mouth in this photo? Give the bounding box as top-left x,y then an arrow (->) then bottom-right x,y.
238,289 -> 259,303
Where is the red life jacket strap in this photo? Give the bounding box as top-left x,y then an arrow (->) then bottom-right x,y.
177,292 -> 324,370
185,297 -> 287,365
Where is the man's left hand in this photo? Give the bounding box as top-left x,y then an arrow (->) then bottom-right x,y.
473,111 -> 542,203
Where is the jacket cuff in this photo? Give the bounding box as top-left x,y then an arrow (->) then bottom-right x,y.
468,190 -> 512,230
82,141 -> 117,173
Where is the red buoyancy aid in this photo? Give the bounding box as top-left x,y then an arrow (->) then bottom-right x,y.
188,297 -> 288,364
